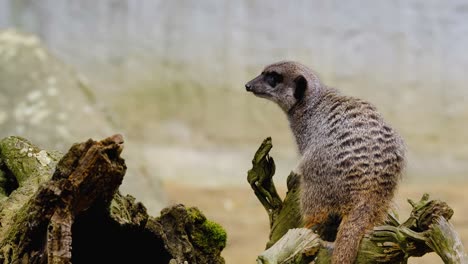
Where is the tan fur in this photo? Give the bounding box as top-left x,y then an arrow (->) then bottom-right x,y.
246,61 -> 406,264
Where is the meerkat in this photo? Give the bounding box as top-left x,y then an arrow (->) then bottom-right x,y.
245,61 -> 405,264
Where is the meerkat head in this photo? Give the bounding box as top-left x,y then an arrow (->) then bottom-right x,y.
245,61 -> 321,112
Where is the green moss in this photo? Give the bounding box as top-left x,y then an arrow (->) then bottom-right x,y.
188,207 -> 227,254
188,207 -> 207,223
0,169 -> 8,198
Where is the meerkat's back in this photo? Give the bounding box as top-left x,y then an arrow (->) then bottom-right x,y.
317,92 -> 405,202
311,92 -> 405,263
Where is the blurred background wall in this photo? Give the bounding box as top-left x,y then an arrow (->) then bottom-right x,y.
2,0 -> 467,185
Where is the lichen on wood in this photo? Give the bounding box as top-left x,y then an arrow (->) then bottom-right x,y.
248,137 -> 467,264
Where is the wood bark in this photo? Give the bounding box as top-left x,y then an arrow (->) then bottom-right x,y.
0,135 -> 226,264
248,137 -> 467,264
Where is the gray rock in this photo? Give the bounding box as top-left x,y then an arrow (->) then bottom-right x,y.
0,29 -> 112,150
0,30 -> 166,214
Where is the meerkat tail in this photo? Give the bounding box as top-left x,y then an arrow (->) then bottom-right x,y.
332,203 -> 379,264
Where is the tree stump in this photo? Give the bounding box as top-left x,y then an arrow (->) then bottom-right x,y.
0,135 -> 226,264
248,137 -> 467,264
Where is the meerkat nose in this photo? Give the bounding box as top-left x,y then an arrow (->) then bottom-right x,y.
245,83 -> 252,91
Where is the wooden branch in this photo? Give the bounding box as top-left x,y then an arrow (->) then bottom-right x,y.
0,135 -> 226,264
257,228 -> 319,264
248,137 -> 467,264
427,217 -> 468,264
247,137 -> 302,248
247,137 -> 283,228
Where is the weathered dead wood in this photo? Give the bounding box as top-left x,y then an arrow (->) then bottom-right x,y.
248,137 -> 467,264
0,135 -> 126,263
0,135 -> 226,264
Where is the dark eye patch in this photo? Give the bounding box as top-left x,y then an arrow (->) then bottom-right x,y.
263,71 -> 283,87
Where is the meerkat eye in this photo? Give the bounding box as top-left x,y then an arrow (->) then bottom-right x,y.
264,72 -> 283,87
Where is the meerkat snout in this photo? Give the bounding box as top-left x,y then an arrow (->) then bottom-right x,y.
245,69 -> 284,96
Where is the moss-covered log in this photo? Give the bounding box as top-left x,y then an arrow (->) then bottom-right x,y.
0,135 -> 226,264
248,137 -> 467,264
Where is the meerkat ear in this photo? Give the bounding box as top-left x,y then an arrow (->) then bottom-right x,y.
294,75 -> 307,100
